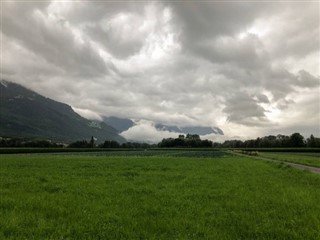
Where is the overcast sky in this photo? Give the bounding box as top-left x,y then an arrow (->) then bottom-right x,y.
2,1 -> 320,141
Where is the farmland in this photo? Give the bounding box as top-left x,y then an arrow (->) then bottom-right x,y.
1,150 -> 320,239
257,152 -> 320,168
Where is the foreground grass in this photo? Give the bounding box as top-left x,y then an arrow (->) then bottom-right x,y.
1,153 -> 320,239
258,152 -> 320,167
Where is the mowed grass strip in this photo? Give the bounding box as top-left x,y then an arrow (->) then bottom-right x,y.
258,152 -> 320,167
0,154 -> 319,239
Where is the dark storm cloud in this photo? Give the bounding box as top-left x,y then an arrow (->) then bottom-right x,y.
256,94 -> 269,104
2,1 -> 319,140
168,2 -> 276,45
295,70 -> 320,88
223,93 -> 269,126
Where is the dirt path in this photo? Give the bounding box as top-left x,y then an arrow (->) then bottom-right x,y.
229,151 -> 320,174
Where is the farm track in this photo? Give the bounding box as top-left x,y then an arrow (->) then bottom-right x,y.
229,151 -> 320,174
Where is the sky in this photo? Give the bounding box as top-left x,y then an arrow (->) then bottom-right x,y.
2,1 -> 320,142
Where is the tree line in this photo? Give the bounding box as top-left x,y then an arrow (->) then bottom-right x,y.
68,137 -> 156,148
0,136 -> 156,148
1,133 -> 319,148
0,137 -> 64,148
158,134 -> 213,148
215,133 -> 320,148
158,133 -> 320,148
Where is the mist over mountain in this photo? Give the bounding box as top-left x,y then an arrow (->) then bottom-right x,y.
103,116 -> 223,136
0,80 -> 125,143
155,124 -> 224,135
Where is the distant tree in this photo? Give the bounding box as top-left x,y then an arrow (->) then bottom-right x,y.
212,142 -> 221,148
307,134 -> 316,147
244,139 -> 256,148
201,139 -> 213,147
158,138 -> 175,148
24,140 -> 53,148
173,138 -> 185,147
289,133 -> 305,147
186,134 -> 200,140
214,132 -> 320,149
158,135 -> 212,148
178,135 -> 185,139
68,140 -> 90,148
101,140 -> 120,148
110,140 -> 120,148
89,136 -> 95,148
306,134 -> 320,148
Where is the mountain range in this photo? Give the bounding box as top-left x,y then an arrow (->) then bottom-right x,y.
103,117 -> 224,136
1,80 -> 223,143
0,80 -> 125,143
103,116 -> 135,133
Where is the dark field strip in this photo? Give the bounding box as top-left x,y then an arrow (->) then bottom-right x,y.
1,147 -> 319,154
1,154 -> 320,239
0,148 -> 139,154
47,150 -> 229,158
0,148 -> 221,154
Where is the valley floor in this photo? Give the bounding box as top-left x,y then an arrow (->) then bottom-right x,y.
1,151 -> 319,239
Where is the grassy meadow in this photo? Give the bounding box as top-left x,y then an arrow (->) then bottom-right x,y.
1,151 -> 320,239
258,152 -> 320,167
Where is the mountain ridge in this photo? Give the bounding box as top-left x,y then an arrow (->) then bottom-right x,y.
0,80 -> 125,143
102,115 -> 224,136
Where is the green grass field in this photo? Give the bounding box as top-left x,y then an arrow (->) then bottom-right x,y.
1,151 -> 320,239
258,152 -> 320,167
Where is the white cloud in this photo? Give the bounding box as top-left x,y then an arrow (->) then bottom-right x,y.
72,107 -> 103,121
121,120 -> 178,143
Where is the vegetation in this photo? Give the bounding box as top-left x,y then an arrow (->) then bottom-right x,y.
1,133 -> 319,150
217,133 -> 320,148
68,140 -> 92,148
158,134 -> 213,148
67,134 -> 214,149
0,137 -> 64,148
0,137 -> 157,149
258,152 -> 320,168
1,152 -> 319,239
